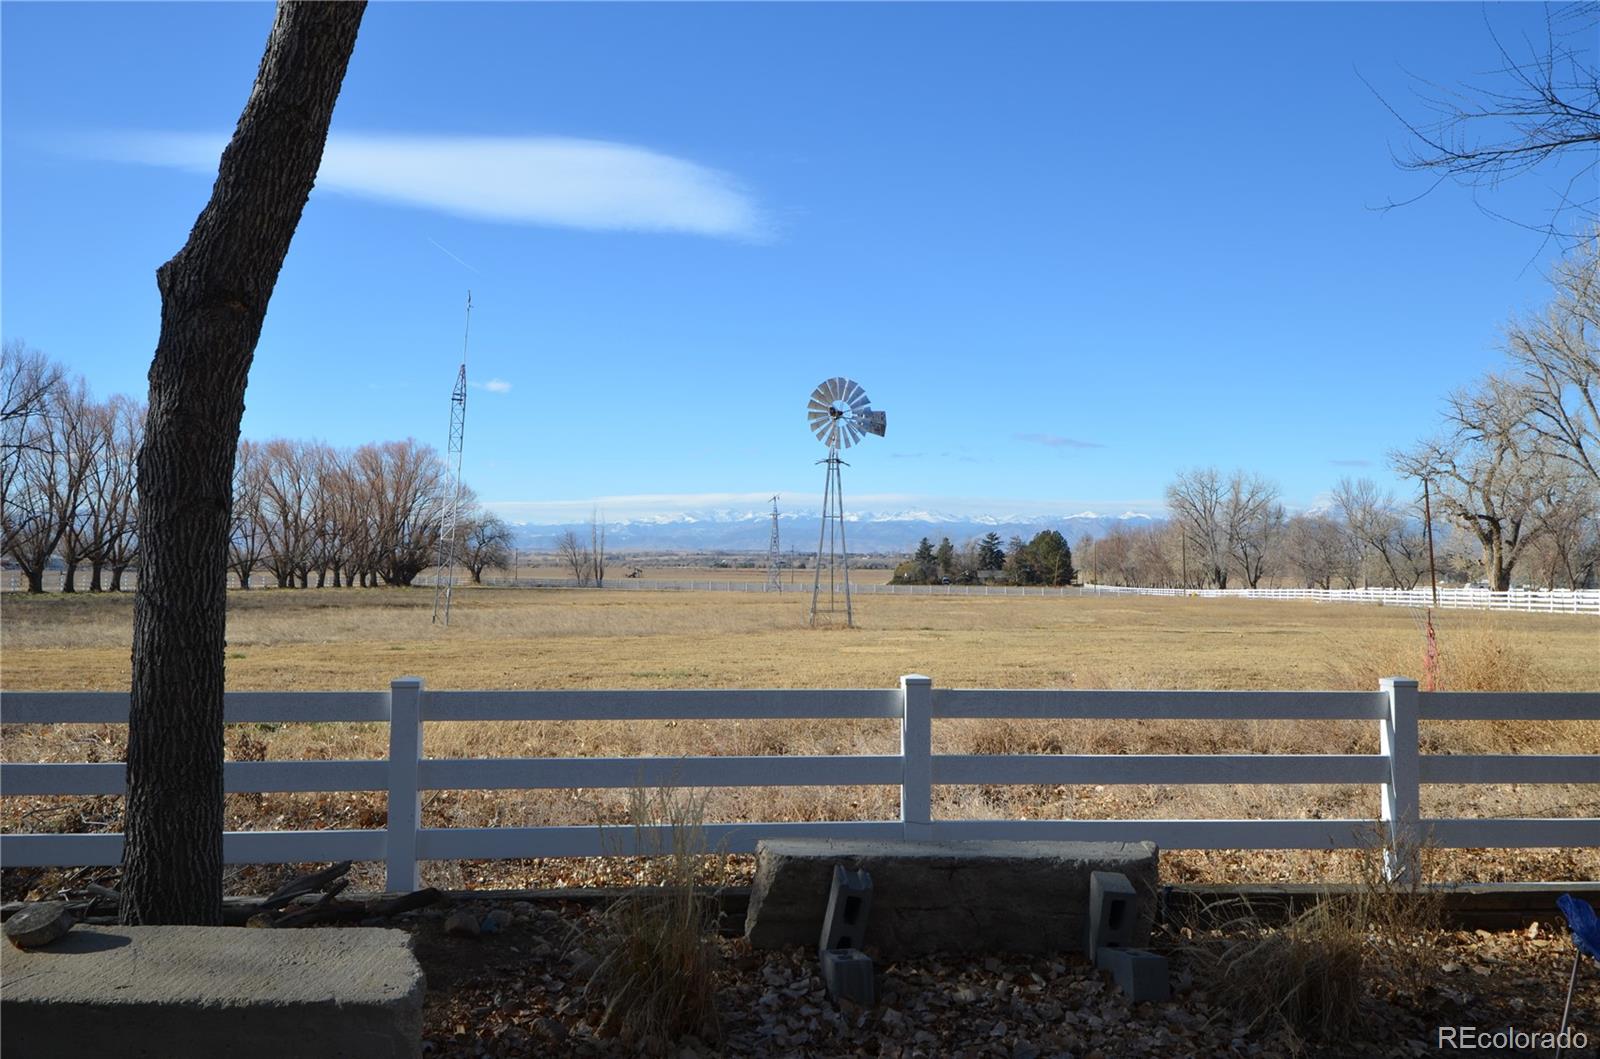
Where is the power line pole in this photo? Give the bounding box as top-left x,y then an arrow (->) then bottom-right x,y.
765,495 -> 783,592
432,291 -> 471,625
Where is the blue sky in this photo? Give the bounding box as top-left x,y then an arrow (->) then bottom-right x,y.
2,2 -> 1590,522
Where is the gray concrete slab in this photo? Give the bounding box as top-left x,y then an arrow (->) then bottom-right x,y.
745,838 -> 1159,954
1,925 -> 424,1059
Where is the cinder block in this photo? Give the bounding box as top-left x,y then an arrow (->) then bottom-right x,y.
820,948 -> 876,1006
1085,870 -> 1138,960
819,864 -> 873,952
1095,946 -> 1170,1003
746,838 -> 1160,955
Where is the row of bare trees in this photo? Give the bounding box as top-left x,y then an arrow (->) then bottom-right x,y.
1393,236 -> 1600,591
1093,240 -> 1598,592
2,342 -> 143,593
1,342 -> 518,593
555,511 -> 608,586
231,437 -> 520,589
1091,463 -> 1594,593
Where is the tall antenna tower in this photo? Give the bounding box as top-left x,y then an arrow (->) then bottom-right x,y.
432,291 -> 471,625
804,377 -> 887,627
765,495 -> 783,592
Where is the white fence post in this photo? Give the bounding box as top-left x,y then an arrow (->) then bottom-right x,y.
387,676 -> 424,891
900,674 -> 933,841
1379,677 -> 1421,882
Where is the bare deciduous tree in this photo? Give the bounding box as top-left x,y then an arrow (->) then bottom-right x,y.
1284,512 -> 1354,589
1332,477 -> 1429,589
1506,235 -> 1600,482
122,0 -> 365,926
460,510 -> 513,583
590,508 -> 606,588
1166,468 -> 1233,588
228,439 -> 269,589
1529,470 -> 1600,588
1166,468 -> 1282,588
2,363 -> 89,593
1394,376 -> 1559,590
557,528 -> 591,585
1371,6 -> 1599,241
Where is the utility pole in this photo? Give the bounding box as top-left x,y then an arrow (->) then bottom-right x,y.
1423,479 -> 1439,609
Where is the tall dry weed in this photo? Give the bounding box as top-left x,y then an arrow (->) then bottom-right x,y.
580,786 -> 727,1053
1177,829 -> 1443,1052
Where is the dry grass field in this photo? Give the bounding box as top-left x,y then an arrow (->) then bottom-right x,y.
2,585 -> 1596,892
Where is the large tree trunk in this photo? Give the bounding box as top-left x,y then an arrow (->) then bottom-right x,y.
61,561 -> 78,593
122,1 -> 364,926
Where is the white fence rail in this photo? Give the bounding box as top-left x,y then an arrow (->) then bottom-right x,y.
428,575 -> 1600,614
1081,583 -> 1600,615
2,677 -> 1596,889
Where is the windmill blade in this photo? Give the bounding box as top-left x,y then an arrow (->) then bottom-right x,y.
848,391 -> 871,413
841,378 -> 865,407
808,398 -> 831,415
812,418 -> 832,442
843,421 -> 862,447
828,376 -> 848,402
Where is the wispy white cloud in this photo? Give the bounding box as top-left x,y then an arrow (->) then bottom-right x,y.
72,131 -> 769,240
469,378 -> 512,393
1016,433 -> 1106,449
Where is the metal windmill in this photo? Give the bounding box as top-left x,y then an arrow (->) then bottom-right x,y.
806,377 -> 887,627
765,495 -> 783,593
431,292 -> 471,626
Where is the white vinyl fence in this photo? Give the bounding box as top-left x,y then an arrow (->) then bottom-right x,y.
422,575 -> 1600,615
1080,583 -> 1600,615
2,677 -> 1595,889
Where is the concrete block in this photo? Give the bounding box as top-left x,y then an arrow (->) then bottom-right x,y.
820,947 -> 876,1006
745,838 -> 1159,955
1095,946 -> 1171,1003
0,925 -> 424,1059
1085,870 -> 1138,960
819,864 -> 873,952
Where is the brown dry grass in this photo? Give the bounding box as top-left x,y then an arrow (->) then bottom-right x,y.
2,586 -> 1596,890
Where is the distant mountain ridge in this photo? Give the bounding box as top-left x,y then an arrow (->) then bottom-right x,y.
506,508 -> 1161,553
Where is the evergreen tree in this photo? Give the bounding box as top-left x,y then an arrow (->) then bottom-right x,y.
978,532 -> 1005,570
935,537 -> 955,578
1028,529 -> 1077,586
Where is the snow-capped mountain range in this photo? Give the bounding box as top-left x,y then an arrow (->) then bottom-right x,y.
506,509 -> 1160,553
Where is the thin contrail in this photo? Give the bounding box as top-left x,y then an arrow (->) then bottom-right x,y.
427,237 -> 482,274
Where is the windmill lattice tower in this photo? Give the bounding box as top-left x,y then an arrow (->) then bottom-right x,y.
765,495 -> 783,592
431,291 -> 471,626
805,377 -> 886,627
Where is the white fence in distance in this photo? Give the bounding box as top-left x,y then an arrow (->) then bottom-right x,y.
1080,583 -> 1600,615
427,575 -> 1600,615
2,677 -> 1595,890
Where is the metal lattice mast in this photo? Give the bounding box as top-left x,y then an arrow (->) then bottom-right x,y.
766,495 -> 783,592
431,291 -> 471,625
803,377 -> 885,628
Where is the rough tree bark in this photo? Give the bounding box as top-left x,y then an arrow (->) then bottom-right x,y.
122,1 -> 365,926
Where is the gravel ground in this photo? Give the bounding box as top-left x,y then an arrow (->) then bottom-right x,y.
408,897 -> 1600,1059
